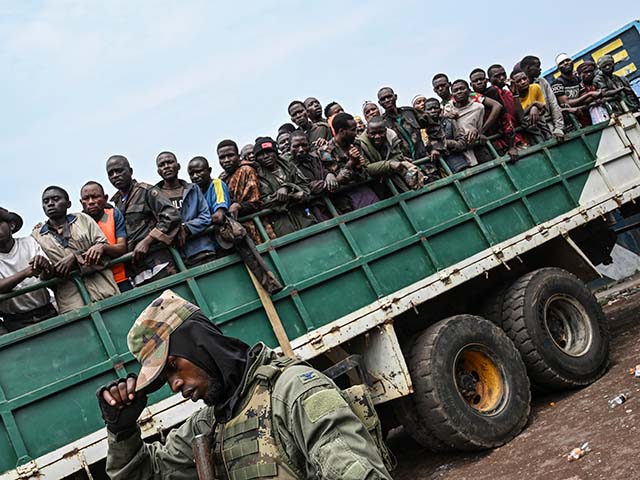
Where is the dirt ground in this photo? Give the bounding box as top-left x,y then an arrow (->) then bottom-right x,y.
390,280 -> 640,480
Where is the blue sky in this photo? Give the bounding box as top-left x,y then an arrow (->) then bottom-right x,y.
2,1 -> 638,230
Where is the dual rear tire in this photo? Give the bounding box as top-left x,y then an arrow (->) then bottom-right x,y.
396,268 -> 609,451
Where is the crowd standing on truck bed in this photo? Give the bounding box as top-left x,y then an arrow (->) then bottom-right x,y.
1,52 -> 639,334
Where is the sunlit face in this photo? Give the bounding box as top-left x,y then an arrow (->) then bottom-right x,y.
366,122 -> 387,147
425,100 -> 441,118
452,82 -> 470,104
164,356 -> 211,403
489,67 -> 507,88
156,153 -> 180,181
290,134 -> 310,160
600,58 -> 614,75
513,72 -> 530,93
187,159 -> 212,191
80,184 -> 107,218
363,103 -> 381,122
42,188 -> 70,220
289,103 -> 310,129
432,77 -> 451,100
413,96 -> 427,112
470,71 -> 488,93
218,145 -> 240,172
377,89 -> 396,111
558,58 -> 574,75
106,158 -> 133,191
256,150 -> 278,169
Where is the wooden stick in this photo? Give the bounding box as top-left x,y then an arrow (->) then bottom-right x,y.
246,267 -> 295,357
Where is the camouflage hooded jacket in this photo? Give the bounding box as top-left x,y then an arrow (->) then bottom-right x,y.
105,344 -> 391,479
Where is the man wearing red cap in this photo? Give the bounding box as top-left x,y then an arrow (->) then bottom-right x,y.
0,207 -> 57,333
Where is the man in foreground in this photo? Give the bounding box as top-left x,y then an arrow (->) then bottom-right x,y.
99,289 -> 391,479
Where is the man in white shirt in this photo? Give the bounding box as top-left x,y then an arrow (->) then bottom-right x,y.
0,207 -> 57,334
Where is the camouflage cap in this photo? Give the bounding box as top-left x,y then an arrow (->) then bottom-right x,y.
127,289 -> 200,392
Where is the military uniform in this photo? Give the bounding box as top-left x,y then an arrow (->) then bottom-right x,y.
382,107 -> 436,161
105,344 -> 391,479
111,180 -> 181,284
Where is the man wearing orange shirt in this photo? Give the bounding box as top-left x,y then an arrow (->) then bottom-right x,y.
80,181 -> 132,292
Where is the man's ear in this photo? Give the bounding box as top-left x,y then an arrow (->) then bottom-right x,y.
9,221 -> 16,233
66,201 -> 72,209
104,194 -> 109,202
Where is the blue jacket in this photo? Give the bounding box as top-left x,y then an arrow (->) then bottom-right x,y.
157,180 -> 216,260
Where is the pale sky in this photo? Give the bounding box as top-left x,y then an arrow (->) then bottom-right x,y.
2,1 -> 638,230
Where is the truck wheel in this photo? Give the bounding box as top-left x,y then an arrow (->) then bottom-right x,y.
395,315 -> 531,451
478,284 -> 509,325
501,268 -> 609,390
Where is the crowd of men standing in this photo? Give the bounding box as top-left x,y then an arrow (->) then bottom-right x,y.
1,52 -> 639,333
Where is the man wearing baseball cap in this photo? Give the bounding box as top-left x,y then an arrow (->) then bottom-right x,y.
0,207 -> 57,333
99,289 -> 391,479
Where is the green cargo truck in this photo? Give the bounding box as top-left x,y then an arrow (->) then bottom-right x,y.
1,112 -> 640,479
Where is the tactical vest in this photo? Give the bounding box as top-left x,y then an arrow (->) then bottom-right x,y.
211,356 -> 396,478
212,357 -> 301,480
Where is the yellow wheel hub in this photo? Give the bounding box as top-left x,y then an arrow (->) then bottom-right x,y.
455,348 -> 504,413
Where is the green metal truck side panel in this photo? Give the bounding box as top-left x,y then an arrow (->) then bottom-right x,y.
0,123 -> 618,474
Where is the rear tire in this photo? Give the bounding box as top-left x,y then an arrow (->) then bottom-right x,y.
396,315 -> 531,451
501,268 -> 609,390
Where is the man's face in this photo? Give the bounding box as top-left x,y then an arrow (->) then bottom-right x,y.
80,184 -> 107,218
341,119 -> 358,144
489,67 -> 507,88
452,82 -> 470,104
289,103 -> 310,129
513,72 -> 530,93
600,59 -> 615,75
580,65 -> 596,83
187,159 -> 212,191
240,145 -> 255,162
156,153 -> 180,182
256,150 -> 278,169
525,59 -> 542,79
277,133 -> 290,154
558,58 -> 574,75
0,220 -> 13,242
413,96 -> 427,112
432,77 -> 451,100
363,103 -> 381,122
327,103 -> 343,117
106,158 -> 133,191
42,189 -> 70,220
290,135 -> 309,160
377,89 -> 397,112
164,356 -> 217,405
218,146 -> 240,172
304,97 -> 323,120
425,100 -> 442,119
470,72 -> 488,93
367,123 -> 387,148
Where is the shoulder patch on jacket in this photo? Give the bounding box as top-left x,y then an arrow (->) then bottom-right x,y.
302,389 -> 348,423
298,370 -> 318,384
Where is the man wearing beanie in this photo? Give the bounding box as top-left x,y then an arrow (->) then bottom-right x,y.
99,290 -> 391,479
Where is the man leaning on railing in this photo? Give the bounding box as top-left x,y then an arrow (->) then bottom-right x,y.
0,207 -> 57,334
